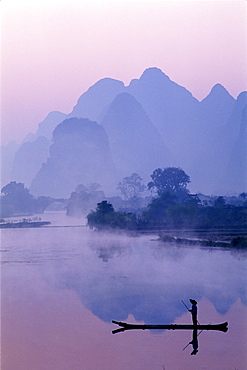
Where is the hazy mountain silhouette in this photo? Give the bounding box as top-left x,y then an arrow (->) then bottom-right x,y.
199,83 -> 235,126
3,67 -> 246,196
183,83 -> 237,194
20,111 -> 67,144
67,78 -> 125,122
223,91 -> 247,142
216,93 -> 247,194
30,118 -> 117,198
0,141 -> 18,188
126,67 -> 200,157
191,91 -> 246,195
123,68 -> 244,195
101,92 -> 175,182
3,79 -> 124,189
11,136 -> 50,187
1,111 -> 67,188
222,106 -> 247,193
35,111 -> 67,141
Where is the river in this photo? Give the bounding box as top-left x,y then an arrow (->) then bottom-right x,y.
1,212 -> 246,369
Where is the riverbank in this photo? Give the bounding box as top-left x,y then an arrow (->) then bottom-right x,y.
158,232 -> 247,249
0,220 -> 51,228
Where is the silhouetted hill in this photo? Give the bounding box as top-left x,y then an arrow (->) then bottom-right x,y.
67,78 -> 125,122
191,91 -> 246,195
101,92 -> 175,181
223,106 -> 247,193
199,84 -> 235,127
216,93 -> 247,194
21,111 -> 67,144
2,111 -> 66,188
30,118 -> 117,198
126,67 -> 200,156
11,136 -> 50,187
0,141 -> 18,187
182,84 -> 237,194
35,111 -> 67,141
4,67 -> 246,196
223,91 -> 247,141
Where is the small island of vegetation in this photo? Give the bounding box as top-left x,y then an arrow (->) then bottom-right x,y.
86,167 -> 247,248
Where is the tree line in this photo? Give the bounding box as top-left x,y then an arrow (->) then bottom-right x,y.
0,182 -> 54,218
86,167 -> 247,231
1,168 -> 247,232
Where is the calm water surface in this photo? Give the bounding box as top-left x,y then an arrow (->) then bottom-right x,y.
1,213 -> 247,370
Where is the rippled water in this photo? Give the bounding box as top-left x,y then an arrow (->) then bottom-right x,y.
1,214 -> 247,369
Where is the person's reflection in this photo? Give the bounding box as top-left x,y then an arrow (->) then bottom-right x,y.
190,329 -> 199,355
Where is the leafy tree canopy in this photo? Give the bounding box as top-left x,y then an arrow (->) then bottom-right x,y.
145,191 -> 177,220
148,167 -> 190,197
75,183 -> 101,194
117,173 -> 146,201
66,183 -> 104,217
1,181 -> 34,215
96,200 -> 114,214
214,196 -> 226,207
87,200 -> 138,230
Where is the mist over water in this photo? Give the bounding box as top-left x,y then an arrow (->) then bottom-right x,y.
1,218 -> 246,369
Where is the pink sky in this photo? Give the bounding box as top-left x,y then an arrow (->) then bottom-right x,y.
1,0 -> 247,145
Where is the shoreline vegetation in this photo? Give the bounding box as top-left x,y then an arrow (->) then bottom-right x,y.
1,168 -> 246,247
83,168 -> 246,250
157,233 -> 247,249
0,218 -> 51,228
83,169 -> 246,248
0,215 -> 246,248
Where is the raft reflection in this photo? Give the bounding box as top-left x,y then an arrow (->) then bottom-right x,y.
112,320 -> 228,355
190,329 -> 199,355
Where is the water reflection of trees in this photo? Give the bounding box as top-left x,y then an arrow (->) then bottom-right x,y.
39,234 -> 246,325
88,238 -> 132,262
151,242 -> 188,262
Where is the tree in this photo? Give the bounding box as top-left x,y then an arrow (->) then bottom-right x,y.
1,181 -> 34,216
239,192 -> 247,200
76,183 -> 101,193
144,191 -> 177,224
214,196 -> 226,207
66,183 -> 105,217
117,173 -> 146,208
96,200 -> 114,214
148,167 -> 190,198
87,200 -> 114,229
86,200 -> 138,230
183,194 -> 201,207
239,192 -> 247,206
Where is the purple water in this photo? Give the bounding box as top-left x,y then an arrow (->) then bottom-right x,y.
1,220 -> 246,369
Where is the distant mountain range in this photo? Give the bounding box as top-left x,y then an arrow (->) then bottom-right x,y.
2,67 -> 246,197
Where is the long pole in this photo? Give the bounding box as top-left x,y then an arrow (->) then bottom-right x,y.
182,329 -> 203,351
181,300 -> 190,311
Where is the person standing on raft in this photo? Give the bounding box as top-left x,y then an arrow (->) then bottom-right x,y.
189,299 -> 198,326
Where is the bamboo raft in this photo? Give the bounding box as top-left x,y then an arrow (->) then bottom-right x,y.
112,320 -> 228,334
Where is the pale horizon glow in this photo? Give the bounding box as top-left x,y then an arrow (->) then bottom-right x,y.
1,0 -> 247,145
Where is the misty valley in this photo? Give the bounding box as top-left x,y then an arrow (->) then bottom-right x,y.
1,68 -> 246,233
